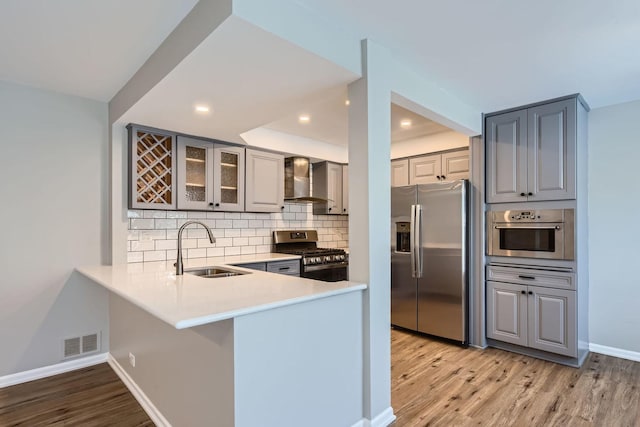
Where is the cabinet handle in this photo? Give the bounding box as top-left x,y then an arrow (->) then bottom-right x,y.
436,175 -> 441,180
343,208 -> 346,212
215,203 -> 220,207
209,203 -> 214,206
521,290 -> 526,294
279,267 -> 290,271
441,175 -> 446,180
528,291 -> 533,295
528,192 -> 533,196
281,206 -> 285,209
520,192 -> 526,197
518,275 -> 535,280
328,207 -> 332,211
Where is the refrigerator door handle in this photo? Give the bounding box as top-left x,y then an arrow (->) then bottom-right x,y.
410,204 -> 417,278
415,204 -> 423,278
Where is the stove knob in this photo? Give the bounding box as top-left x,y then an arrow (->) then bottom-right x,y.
314,257 -> 321,264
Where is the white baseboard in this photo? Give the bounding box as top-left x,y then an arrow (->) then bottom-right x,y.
0,352 -> 108,389
589,343 -> 640,362
107,354 -> 171,427
352,407 -> 396,427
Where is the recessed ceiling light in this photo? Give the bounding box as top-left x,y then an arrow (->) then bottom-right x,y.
195,105 -> 210,113
345,99 -> 350,106
299,114 -> 310,123
400,119 -> 412,128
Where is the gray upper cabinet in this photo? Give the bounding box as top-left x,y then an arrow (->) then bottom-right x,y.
213,145 -> 245,212
128,125 -> 177,210
245,149 -> 284,213
176,136 -> 214,211
342,165 -> 349,214
486,98 -> 577,203
409,149 -> 469,185
313,161 -> 344,215
391,159 -> 409,187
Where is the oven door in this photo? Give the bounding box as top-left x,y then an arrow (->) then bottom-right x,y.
489,222 -> 573,260
302,263 -> 348,282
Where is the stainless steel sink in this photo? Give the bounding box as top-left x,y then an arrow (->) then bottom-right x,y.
184,267 -> 250,279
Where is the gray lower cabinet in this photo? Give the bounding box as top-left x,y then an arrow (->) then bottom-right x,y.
237,262 -> 267,271
233,259 -> 300,277
487,280 -> 577,357
486,96 -> 580,203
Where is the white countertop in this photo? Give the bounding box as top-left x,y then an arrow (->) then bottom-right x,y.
77,254 -> 365,330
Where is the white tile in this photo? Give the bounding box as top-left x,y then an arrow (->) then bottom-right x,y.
130,218 -> 154,230
197,238 -> 216,248
224,246 -> 241,256
176,219 -> 189,228
224,229 -> 241,238
263,236 -> 273,245
295,213 -> 309,220
143,251 -> 166,262
166,229 -> 178,240
240,212 -> 256,220
225,212 -> 241,219
187,211 -> 207,219
187,248 -> 207,259
256,245 -> 271,253
155,240 -> 177,250
127,252 -> 143,263
206,247 -> 225,257
324,241 -> 338,248
233,237 -> 249,246
282,212 -> 295,221
256,228 -> 271,237
255,213 -> 271,220
143,210 -> 166,219
186,229 -> 207,239
166,211 -> 188,219
127,210 -> 143,219
131,240 -> 154,251
263,220 -> 275,228
248,236 -> 263,245
155,219 -> 177,229
214,237 -> 233,247
241,246 -> 256,255
233,220 -> 249,228
127,230 -> 139,241
181,239 -> 197,249
166,250 -> 177,260
139,230 -> 166,241
206,211 -> 225,219
241,228 -> 256,237
288,204 -> 301,213
216,219 -> 233,229
248,220 -> 264,228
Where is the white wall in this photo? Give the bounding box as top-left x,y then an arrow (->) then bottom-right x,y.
0,81 -> 109,376
588,100 -> 640,354
390,130 -> 469,159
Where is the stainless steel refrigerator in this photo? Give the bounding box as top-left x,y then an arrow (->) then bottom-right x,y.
391,180 -> 468,344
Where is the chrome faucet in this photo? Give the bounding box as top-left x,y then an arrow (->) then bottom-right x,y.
175,221 -> 216,275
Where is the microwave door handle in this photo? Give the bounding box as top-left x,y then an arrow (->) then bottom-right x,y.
415,205 -> 423,278
410,205 -> 417,278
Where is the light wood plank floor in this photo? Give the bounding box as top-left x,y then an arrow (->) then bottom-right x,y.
391,328 -> 640,426
0,363 -> 152,426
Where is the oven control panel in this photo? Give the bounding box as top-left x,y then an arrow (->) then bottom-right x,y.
303,254 -> 348,266
509,211 -> 541,220
493,209 -> 568,223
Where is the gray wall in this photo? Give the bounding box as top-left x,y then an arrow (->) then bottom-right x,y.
588,99 -> 640,354
0,81 -> 109,376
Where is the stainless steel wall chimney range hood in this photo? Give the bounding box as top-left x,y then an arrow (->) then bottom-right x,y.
284,157 -> 327,203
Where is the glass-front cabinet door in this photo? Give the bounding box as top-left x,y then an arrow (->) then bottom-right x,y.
213,145 -> 245,212
176,136 -> 213,210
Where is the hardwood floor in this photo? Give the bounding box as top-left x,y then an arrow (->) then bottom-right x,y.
0,363 -> 152,427
391,328 -> 640,426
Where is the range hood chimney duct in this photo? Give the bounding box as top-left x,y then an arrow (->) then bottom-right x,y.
284,157 -> 327,203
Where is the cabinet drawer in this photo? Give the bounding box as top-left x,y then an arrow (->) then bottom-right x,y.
236,262 -> 266,271
487,265 -> 575,290
267,260 -> 300,276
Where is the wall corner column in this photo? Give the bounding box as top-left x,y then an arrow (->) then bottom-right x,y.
348,39 -> 394,425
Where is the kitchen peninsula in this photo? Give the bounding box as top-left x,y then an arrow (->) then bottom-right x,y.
77,254 -> 366,427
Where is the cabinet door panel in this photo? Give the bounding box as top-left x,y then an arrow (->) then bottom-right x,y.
245,149 -> 284,212
176,136 -> 213,210
409,154 -> 441,185
528,286 -> 576,357
327,162 -> 343,214
485,110 -> 528,203
213,145 -> 245,212
391,159 -> 409,187
441,150 -> 469,181
342,165 -> 349,214
486,281 -> 528,347
527,99 -> 576,201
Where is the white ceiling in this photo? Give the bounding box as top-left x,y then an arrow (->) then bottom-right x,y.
0,0 -> 198,101
295,0 -> 640,112
2,0 -> 640,145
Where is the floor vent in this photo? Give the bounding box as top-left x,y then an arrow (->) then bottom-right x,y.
63,332 -> 100,359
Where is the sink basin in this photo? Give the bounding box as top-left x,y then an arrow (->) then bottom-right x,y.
185,266 -> 250,279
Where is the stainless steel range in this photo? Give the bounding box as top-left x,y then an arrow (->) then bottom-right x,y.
273,230 -> 348,282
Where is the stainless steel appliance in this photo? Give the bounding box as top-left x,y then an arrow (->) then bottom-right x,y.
391,180 -> 468,344
487,209 -> 574,260
283,157 -> 328,203
273,230 -> 348,282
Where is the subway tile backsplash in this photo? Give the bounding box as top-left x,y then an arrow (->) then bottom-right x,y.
126,203 -> 348,263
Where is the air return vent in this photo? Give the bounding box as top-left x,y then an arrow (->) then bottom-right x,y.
63,332 -> 100,359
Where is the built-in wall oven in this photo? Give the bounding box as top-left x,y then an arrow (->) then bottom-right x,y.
487,208 -> 574,261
